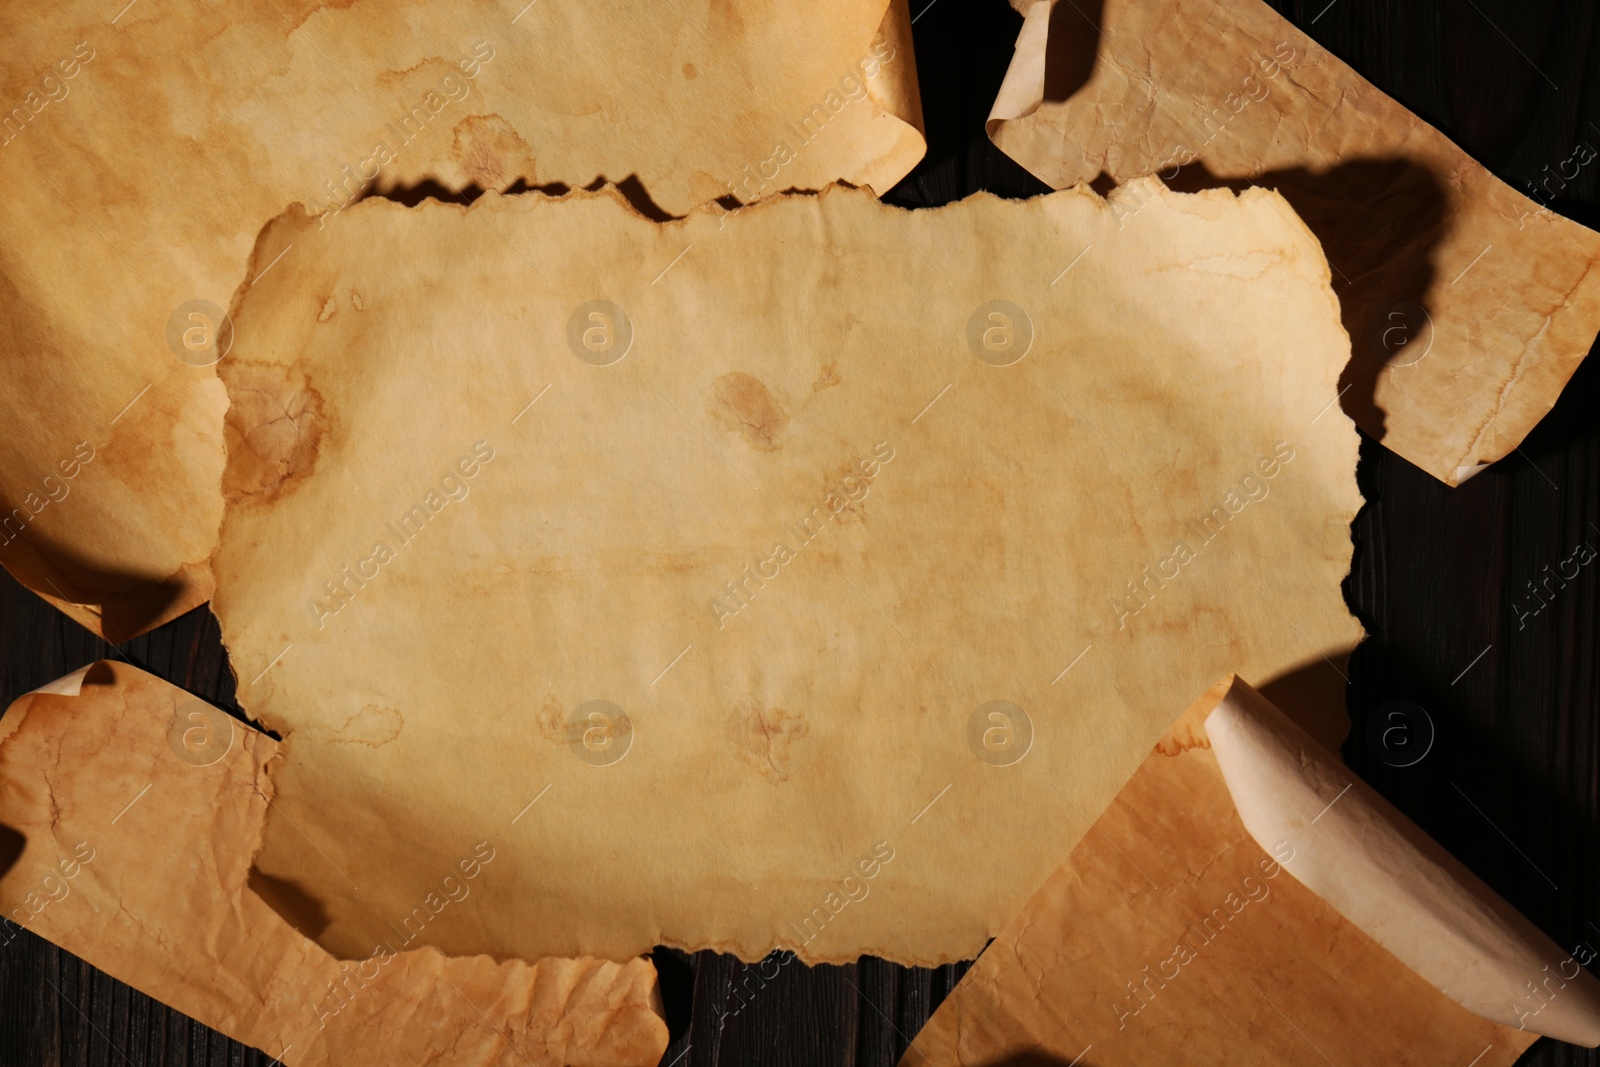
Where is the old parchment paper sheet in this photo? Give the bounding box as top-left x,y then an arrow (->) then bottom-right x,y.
0,0 -> 922,639
0,661 -> 667,1066
903,676 -> 1600,1065
213,180 -> 1363,965
989,0 -> 1600,486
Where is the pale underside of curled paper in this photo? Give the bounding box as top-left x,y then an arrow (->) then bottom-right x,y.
212,180 -> 1362,966
989,0 -> 1600,487
1208,679 -> 1600,1046
904,676 -> 1600,1065
0,0 -> 924,640
0,661 -> 668,1066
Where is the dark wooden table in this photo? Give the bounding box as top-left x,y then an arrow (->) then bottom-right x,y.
3,0 -> 1597,1063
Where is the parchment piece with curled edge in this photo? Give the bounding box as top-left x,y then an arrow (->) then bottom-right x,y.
903,675 -> 1600,1065
212,179 -> 1362,966
988,0 -> 1600,486
0,0 -> 923,640
0,661 -> 668,1067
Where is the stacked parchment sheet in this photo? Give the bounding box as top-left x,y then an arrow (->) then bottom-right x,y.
0,0 -> 923,640
990,0 -> 1600,486
2,0 -> 1598,1063
904,678 -> 1600,1065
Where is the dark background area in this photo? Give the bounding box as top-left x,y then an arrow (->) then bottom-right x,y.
2,0 -> 1598,1063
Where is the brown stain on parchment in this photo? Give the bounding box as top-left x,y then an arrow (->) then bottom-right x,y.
1153,718 -> 1212,756
709,372 -> 788,451
534,693 -> 566,745
706,0 -> 747,39
220,361 -> 328,506
330,704 -> 403,747
822,455 -> 874,525
730,698 -> 808,784
450,114 -> 537,191
276,0 -> 366,39
1155,676 -> 1234,755
812,363 -> 841,392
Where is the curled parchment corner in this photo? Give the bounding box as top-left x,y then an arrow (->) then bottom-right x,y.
988,0 -> 1600,487
903,675 -> 1600,1065
1208,678 -> 1600,1047
212,178 -> 1360,967
0,0 -> 925,641
0,661 -> 668,1066
853,0 -> 928,200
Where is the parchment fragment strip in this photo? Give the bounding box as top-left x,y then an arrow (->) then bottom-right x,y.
903,676 -> 1599,1065
0,661 -> 668,1066
989,0 -> 1600,486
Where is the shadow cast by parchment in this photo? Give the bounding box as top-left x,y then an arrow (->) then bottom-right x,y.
1258,649 -> 1357,754
1042,0 -> 1104,104
0,518 -> 191,643
1343,638 -> 1600,952
359,172 -> 679,222
249,866 -> 333,942
1165,157 -> 1451,444
0,823 -> 25,881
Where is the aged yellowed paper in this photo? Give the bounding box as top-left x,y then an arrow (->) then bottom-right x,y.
990,0 -> 1600,485
213,180 -> 1362,965
903,677 -> 1600,1064
0,0 -> 922,638
0,661 -> 667,1066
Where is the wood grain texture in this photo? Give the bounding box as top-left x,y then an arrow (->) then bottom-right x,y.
1,0 -> 1596,1063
